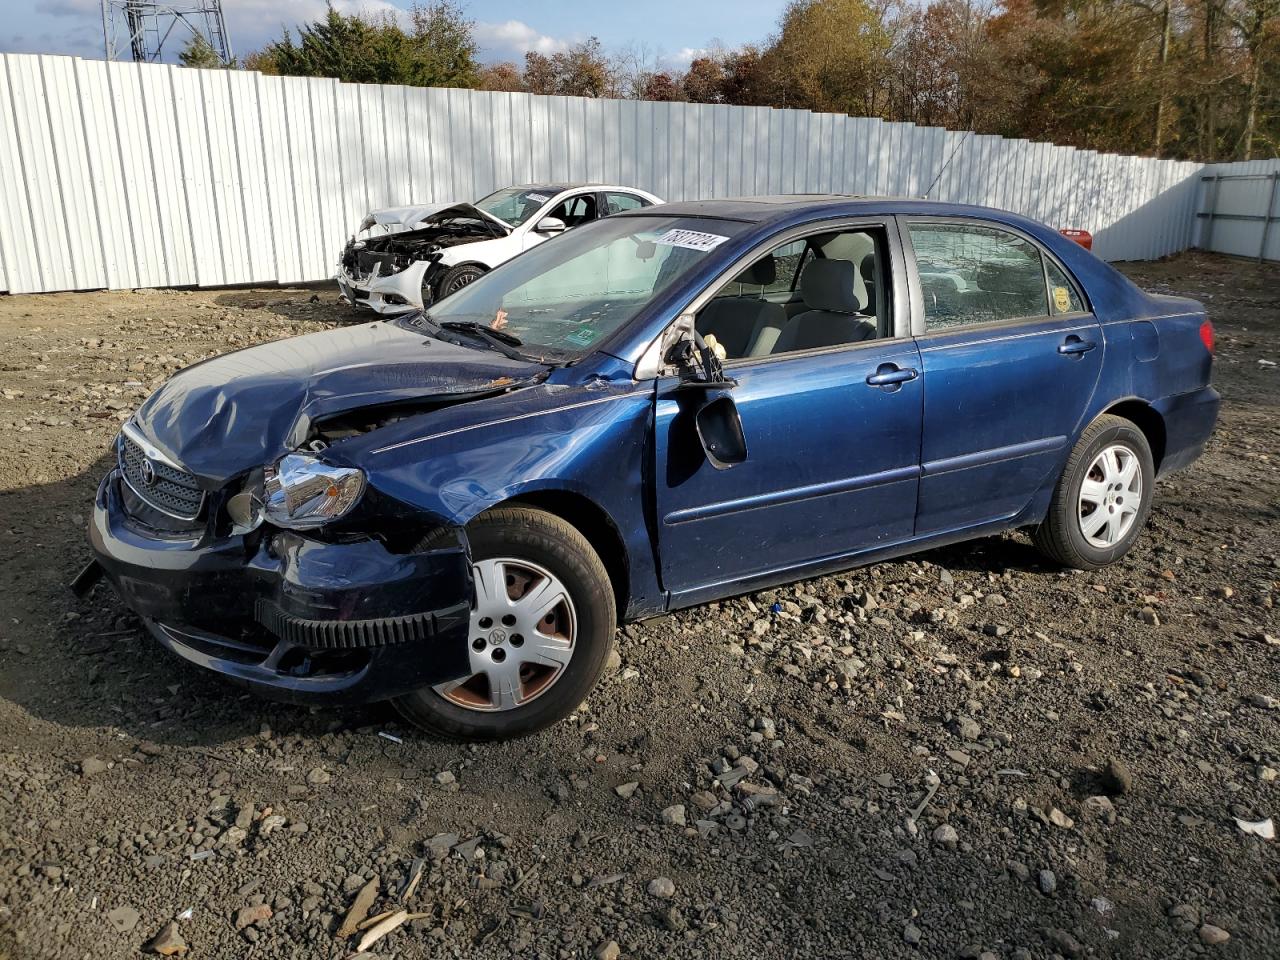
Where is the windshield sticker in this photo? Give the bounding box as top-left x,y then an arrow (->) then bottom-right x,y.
526,193 -> 550,203
1052,286 -> 1071,313
654,228 -> 730,252
565,327 -> 599,347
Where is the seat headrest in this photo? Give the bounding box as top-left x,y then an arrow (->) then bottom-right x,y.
800,259 -> 863,314
733,256 -> 777,287
860,252 -> 876,284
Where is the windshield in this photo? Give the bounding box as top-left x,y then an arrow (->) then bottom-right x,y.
421,215 -> 748,357
472,187 -> 558,228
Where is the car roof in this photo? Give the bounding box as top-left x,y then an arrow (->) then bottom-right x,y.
635,195 -> 1027,224
501,183 -> 660,197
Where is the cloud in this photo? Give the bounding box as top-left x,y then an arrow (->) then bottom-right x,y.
665,47 -> 708,69
473,19 -> 571,62
12,4 -> 577,66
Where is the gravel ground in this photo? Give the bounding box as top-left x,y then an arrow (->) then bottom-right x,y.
0,252 -> 1276,960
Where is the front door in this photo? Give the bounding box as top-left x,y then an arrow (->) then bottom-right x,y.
653,222 -> 924,605
904,218 -> 1105,535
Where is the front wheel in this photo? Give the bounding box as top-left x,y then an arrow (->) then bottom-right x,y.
1033,414 -> 1155,570
393,507 -> 615,740
436,263 -> 486,299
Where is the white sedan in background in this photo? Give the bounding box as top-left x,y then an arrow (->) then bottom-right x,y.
336,183 -> 662,314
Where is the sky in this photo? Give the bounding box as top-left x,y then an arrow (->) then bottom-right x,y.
0,0 -> 784,70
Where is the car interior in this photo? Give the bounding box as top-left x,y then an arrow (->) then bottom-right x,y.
548,194 -> 598,228
696,229 -> 889,360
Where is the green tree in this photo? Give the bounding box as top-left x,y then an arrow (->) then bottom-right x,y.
258,2 -> 478,88
177,33 -> 229,69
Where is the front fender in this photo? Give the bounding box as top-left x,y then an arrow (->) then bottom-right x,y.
330,382 -> 665,617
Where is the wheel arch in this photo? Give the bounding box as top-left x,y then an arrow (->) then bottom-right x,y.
1098,398 -> 1167,470
481,490 -> 630,621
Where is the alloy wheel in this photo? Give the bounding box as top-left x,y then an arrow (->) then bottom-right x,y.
434,557 -> 577,712
1077,443 -> 1143,548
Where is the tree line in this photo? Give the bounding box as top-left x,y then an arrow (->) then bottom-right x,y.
180,0 -> 1279,161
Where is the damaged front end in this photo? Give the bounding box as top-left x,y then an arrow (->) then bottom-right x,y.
336,203 -> 509,314
88,465 -> 473,704
82,320 -> 548,704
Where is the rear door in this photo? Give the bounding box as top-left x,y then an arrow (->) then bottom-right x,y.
903,218 -> 1104,535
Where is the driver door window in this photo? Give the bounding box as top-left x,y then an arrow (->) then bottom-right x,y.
694,228 -> 889,361
548,194 -> 598,228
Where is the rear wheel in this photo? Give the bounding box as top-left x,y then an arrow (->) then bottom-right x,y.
393,507 -> 615,740
437,263 -> 486,299
1033,414 -> 1155,569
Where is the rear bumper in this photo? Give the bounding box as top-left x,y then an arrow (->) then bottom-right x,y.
1154,385 -> 1220,476
87,470 -> 472,705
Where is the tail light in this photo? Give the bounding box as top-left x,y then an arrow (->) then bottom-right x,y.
1199,319 -> 1214,354
1060,229 -> 1093,250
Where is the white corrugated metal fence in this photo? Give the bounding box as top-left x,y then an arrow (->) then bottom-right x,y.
0,53 -> 1212,295
1195,158 -> 1280,262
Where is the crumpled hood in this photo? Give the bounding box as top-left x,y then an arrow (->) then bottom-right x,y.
132,321 -> 543,486
357,202 -> 510,237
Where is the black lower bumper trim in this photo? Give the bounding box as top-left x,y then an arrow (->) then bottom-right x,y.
254,597 -> 469,650
70,559 -> 103,598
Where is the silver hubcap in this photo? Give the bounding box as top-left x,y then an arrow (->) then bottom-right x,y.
433,557 -> 576,712
1078,444 -> 1142,548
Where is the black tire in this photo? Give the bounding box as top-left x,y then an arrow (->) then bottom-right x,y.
393,507 -> 615,740
436,263 -> 486,299
1033,414 -> 1155,570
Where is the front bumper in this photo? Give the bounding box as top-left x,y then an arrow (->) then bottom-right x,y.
335,259 -> 433,315
87,470 -> 473,705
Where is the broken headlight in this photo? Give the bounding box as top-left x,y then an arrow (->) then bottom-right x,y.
263,454 -> 365,530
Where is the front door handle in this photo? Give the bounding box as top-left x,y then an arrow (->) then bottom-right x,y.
865,363 -> 919,388
1058,335 -> 1097,357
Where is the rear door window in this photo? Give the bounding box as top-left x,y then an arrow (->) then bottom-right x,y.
603,192 -> 651,215
908,222 -> 1050,330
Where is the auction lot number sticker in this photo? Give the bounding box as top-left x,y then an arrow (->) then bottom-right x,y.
655,229 -> 730,252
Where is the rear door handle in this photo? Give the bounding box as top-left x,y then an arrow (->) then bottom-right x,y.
865,363 -> 919,388
1058,335 -> 1097,356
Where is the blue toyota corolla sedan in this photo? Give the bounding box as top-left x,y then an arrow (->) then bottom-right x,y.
80,196 -> 1219,739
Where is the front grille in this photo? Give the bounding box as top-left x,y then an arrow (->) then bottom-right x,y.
119,433 -> 205,521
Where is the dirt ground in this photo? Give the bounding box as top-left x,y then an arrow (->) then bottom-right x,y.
0,252 -> 1276,960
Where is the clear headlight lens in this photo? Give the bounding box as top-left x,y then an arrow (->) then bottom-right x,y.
263,454 -> 365,529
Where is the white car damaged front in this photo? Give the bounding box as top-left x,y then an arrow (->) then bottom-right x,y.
335,184 -> 661,315
336,202 -> 518,314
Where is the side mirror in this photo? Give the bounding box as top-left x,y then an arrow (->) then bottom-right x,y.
534,216 -> 567,235
695,395 -> 748,469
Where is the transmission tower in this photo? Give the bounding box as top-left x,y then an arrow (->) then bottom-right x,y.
100,0 -> 234,65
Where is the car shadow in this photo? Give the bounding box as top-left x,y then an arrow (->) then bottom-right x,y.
912,531 -> 1053,577
2,446 -> 1068,750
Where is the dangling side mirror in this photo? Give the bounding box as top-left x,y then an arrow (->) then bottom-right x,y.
663,330 -> 747,469
695,394 -> 748,469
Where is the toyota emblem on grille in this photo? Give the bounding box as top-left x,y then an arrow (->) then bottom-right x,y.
140,458 -> 157,487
